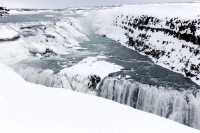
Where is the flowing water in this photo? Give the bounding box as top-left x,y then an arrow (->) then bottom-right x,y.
1,9 -> 200,129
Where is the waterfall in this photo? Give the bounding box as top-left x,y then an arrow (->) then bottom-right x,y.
14,63 -> 200,129
97,77 -> 200,129
13,59 -> 200,129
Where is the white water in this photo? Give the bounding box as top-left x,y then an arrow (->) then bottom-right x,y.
97,77 -> 200,129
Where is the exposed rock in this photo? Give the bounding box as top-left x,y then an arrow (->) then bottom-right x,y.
29,48 -> 57,57
88,75 -> 101,90
0,7 -> 9,16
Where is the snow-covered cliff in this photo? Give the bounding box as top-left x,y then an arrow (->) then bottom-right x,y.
93,3 -> 200,85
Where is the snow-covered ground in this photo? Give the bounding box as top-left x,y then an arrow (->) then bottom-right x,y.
93,3 -> 200,85
0,62 -> 199,133
0,25 -> 19,39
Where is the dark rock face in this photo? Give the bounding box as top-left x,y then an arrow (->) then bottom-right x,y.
88,75 -> 101,90
0,7 -> 9,16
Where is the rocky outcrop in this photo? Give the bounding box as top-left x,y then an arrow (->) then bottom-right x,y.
0,7 -> 9,16
29,48 -> 57,57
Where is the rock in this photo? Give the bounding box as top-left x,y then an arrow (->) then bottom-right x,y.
88,75 -> 101,90
29,48 -> 57,57
0,7 -> 9,16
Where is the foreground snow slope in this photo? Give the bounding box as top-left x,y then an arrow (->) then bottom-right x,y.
0,63 -> 199,133
93,3 -> 200,85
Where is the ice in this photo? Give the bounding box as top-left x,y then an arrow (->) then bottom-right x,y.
0,17 -> 88,65
98,77 -> 200,129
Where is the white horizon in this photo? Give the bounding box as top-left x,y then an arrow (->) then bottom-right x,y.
0,0 -> 198,9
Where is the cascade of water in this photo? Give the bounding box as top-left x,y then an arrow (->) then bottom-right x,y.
97,77 -> 200,129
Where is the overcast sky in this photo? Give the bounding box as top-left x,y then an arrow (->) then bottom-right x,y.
0,0 -> 197,9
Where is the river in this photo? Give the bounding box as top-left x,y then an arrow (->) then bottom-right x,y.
1,8 -> 200,129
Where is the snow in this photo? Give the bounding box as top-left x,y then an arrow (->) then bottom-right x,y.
0,39 -> 29,64
0,25 -> 19,39
0,62 -> 199,133
9,9 -> 55,15
99,3 -> 200,19
61,56 -> 123,78
9,9 -> 40,15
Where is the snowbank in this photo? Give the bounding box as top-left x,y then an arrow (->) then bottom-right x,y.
0,63 -> 199,133
0,25 -> 19,40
